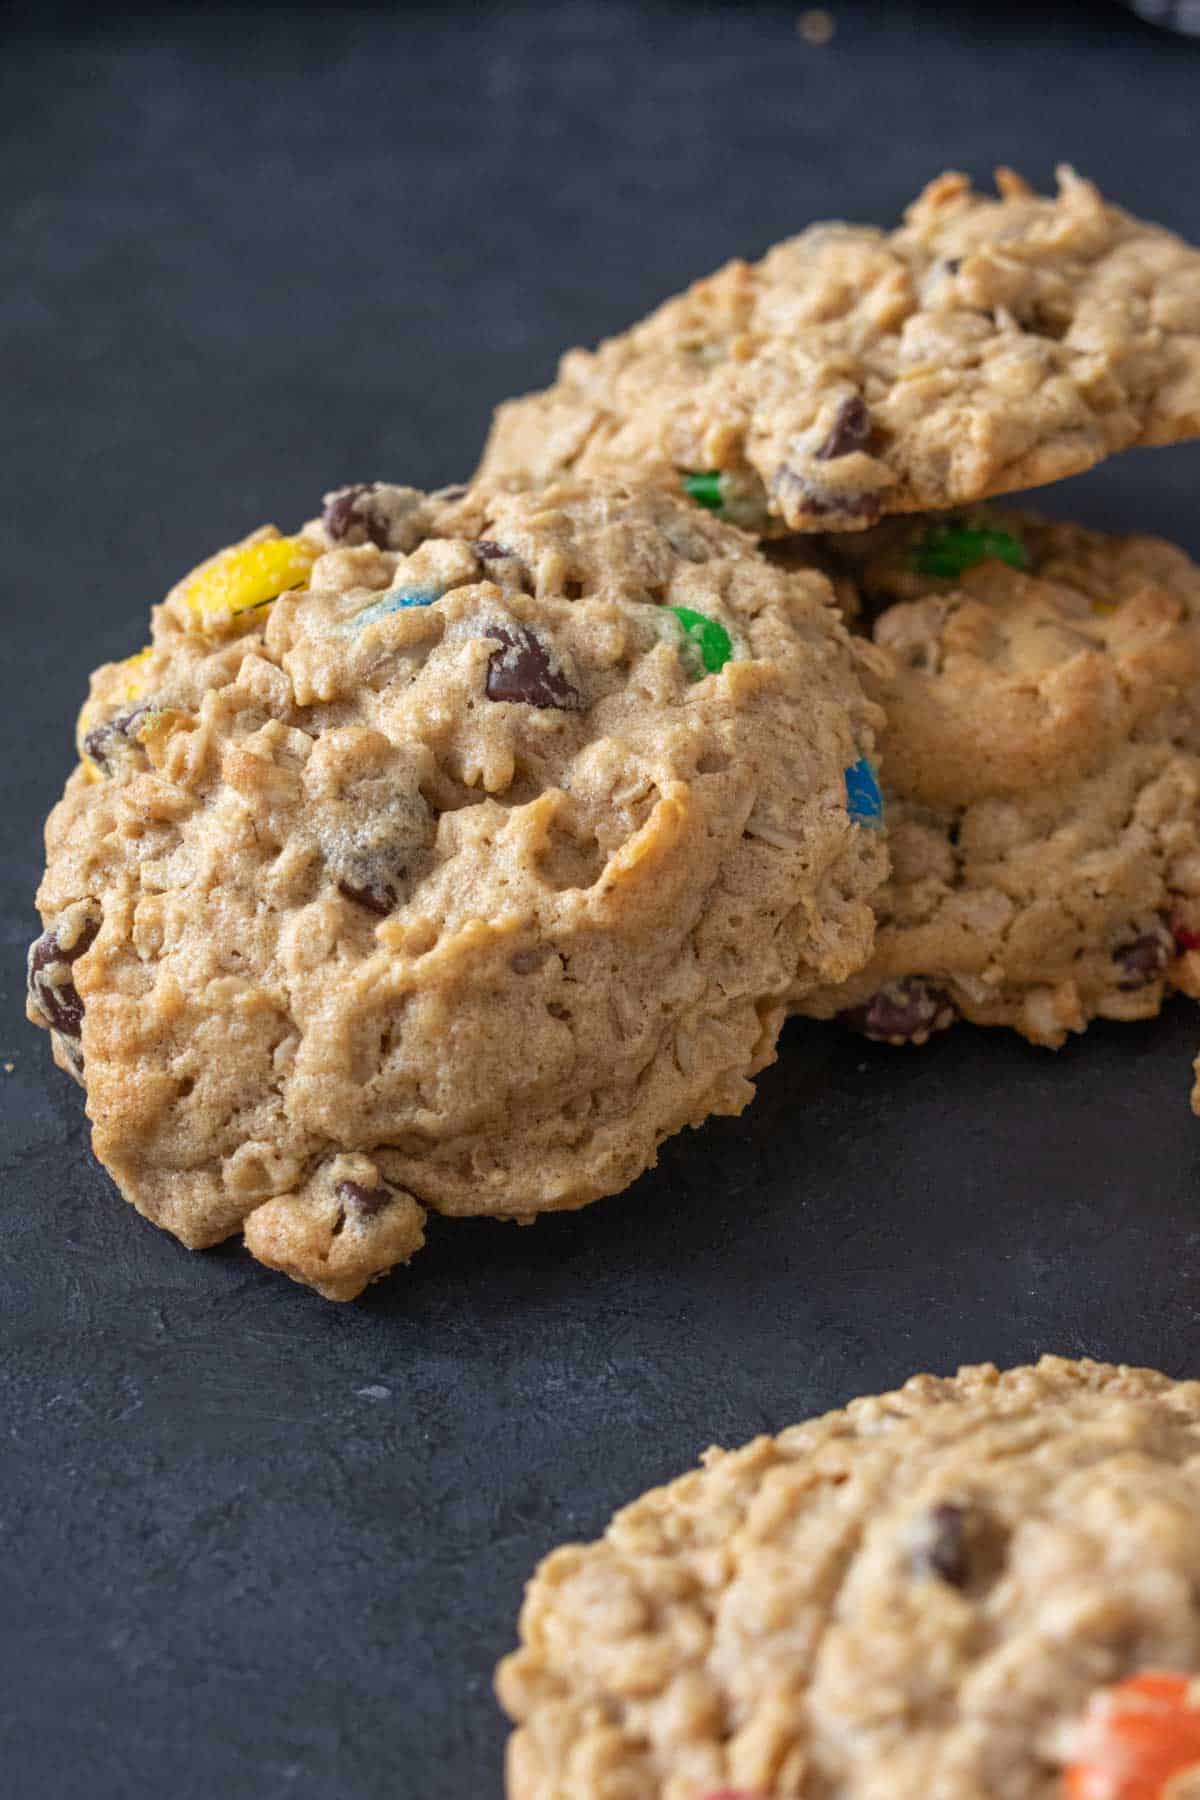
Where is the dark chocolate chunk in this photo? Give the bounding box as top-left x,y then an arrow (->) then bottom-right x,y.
474,539 -> 514,562
323,483 -> 379,543
324,783 -> 433,917
325,483 -> 427,551
839,977 -> 956,1044
483,622 -> 583,710
82,705 -> 153,774
816,395 -> 872,461
1115,924 -> 1174,989
27,913 -> 101,1041
337,877 -> 397,916
335,1179 -> 392,1219
911,1502 -> 969,1586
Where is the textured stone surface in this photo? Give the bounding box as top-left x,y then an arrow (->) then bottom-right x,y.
4,3 -> 1200,1798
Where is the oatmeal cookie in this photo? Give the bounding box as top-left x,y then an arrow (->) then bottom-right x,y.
792,509 -> 1200,1046
478,167 -> 1200,534
26,478 -> 884,1298
497,1355 -> 1200,1798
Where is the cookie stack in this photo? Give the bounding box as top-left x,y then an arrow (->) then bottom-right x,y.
24,166 -> 1200,1794
23,166 -> 1200,1288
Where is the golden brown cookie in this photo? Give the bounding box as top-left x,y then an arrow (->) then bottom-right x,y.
479,167 -> 1200,534
26,478 -> 885,1298
497,1356 -> 1200,1799
793,509 -> 1200,1046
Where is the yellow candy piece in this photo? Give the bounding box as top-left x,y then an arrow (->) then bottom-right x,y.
117,646 -> 154,699
179,535 -> 318,628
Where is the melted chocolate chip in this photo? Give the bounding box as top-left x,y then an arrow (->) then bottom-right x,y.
817,395 -> 872,461
27,914 -> 101,1042
943,257 -> 962,276
839,978 -> 956,1044
1115,926 -> 1174,990
335,1179 -> 392,1219
82,705 -> 153,774
483,622 -> 583,710
773,463 -> 882,525
911,1502 -> 969,1586
474,539 -> 513,562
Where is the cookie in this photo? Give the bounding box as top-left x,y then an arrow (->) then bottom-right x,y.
478,166 -> 1200,534
26,477 -> 885,1299
791,509 -> 1200,1046
496,1355 -> 1200,1799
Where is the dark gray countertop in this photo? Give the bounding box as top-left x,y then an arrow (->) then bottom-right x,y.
4,3 -> 1200,1795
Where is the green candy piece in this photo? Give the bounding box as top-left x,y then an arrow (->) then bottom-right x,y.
682,471 -> 724,513
669,606 -> 733,676
913,521 -> 1029,579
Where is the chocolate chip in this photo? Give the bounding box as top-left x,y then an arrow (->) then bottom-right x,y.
335,1179 -> 392,1219
817,395 -> 872,461
911,1502 -> 969,1586
324,483 -> 428,551
323,782 -> 433,917
27,913 -> 101,1042
839,978 -> 956,1044
337,878 -> 396,915
323,483 -> 379,543
1115,924 -> 1174,990
773,463 -> 882,525
483,622 -> 583,710
943,257 -> 962,276
82,705 -> 153,774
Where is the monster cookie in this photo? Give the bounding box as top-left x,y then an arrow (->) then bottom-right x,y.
497,1356 -> 1200,1799
26,478 -> 886,1299
478,167 -> 1200,534
791,509 -> 1200,1047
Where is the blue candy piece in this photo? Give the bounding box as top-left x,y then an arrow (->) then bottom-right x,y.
345,586 -> 441,633
844,755 -> 883,827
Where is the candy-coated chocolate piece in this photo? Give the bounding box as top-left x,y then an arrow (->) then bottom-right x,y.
1065,1671 -> 1200,1799
116,646 -> 153,699
912,520 -> 1029,579
844,754 -> 883,826
345,586 -> 440,634
683,470 -> 724,512
668,604 -> 733,675
179,535 -> 318,627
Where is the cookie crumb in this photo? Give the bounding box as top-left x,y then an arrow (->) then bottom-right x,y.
798,8 -> 835,44
356,1384 -> 391,1401
3,1062 -> 12,1073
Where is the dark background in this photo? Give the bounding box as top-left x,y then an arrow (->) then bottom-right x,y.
4,3 -> 1200,1795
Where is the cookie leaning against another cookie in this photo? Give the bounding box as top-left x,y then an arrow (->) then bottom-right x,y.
26,477 -> 886,1300
790,509 -> 1200,1047
496,1355 -> 1200,1799
478,166 -> 1200,534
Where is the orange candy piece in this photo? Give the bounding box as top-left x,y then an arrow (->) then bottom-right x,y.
1065,1672 -> 1200,1798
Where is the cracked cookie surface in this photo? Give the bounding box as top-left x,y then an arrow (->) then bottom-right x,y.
497,1356 -> 1200,1799
478,167 -> 1200,534
792,509 -> 1200,1046
27,478 -> 884,1298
